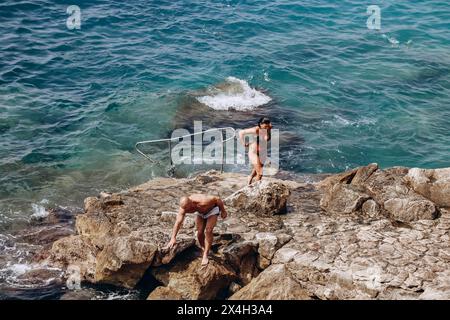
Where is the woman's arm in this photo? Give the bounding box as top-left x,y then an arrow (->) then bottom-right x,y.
238,127 -> 258,147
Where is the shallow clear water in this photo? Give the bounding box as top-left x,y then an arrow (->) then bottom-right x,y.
0,0 -> 449,298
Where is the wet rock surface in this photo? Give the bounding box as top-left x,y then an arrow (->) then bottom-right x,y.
42,165 -> 450,300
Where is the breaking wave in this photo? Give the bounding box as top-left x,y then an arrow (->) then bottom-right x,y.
196,77 -> 272,111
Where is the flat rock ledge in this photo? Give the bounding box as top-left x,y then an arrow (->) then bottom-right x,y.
44,165 -> 450,300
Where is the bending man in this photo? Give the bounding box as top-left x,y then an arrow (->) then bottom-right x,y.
166,194 -> 227,266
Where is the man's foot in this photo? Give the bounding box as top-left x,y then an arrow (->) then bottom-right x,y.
201,255 -> 209,268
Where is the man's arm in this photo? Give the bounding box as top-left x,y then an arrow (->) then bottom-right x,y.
216,197 -> 227,219
167,207 -> 186,249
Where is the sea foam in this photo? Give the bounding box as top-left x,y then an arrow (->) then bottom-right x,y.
196,77 -> 271,111
31,202 -> 49,220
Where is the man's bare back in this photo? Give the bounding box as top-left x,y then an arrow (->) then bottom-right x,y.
166,194 -> 227,267
182,194 -> 225,215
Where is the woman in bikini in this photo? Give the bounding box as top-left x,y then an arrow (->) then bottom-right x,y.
239,117 -> 272,185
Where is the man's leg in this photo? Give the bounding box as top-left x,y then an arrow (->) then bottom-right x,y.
196,215 -> 206,250
202,215 -> 218,266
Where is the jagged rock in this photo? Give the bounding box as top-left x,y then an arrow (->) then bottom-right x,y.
75,212 -> 112,247
361,199 -> 382,218
151,235 -> 196,266
42,168 -> 450,300
225,180 -> 290,216
351,163 -> 379,185
405,168 -> 450,208
318,163 -> 379,190
46,172 -> 288,290
83,197 -> 104,214
44,207 -> 76,224
151,257 -> 236,300
220,241 -> 259,285
272,247 -> 300,264
319,164 -> 439,222
383,197 -> 437,222
49,188 -> 199,288
229,264 -> 311,300
364,167 -> 438,222
229,282 -> 242,294
320,184 -> 370,215
94,236 -> 159,288
147,286 -> 184,300
255,233 -> 278,260
50,235 -> 98,282
254,232 -> 292,269
13,267 -> 63,288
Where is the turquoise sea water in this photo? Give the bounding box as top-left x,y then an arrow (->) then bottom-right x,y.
0,0 -> 449,297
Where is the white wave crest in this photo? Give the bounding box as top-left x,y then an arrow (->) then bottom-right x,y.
31,203 -> 49,220
196,77 -> 271,111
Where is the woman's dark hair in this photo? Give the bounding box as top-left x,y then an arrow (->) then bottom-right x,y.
257,117 -> 271,142
257,117 -> 271,127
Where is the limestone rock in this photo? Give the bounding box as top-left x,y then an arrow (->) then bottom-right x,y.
364,167 -> 438,222
319,164 -> 439,222
254,232 -> 291,269
228,282 -> 242,295
147,286 -> 184,300
48,189 -> 198,288
49,235 -> 98,282
225,181 -> 290,216
94,236 -> 159,288
405,168 -> 450,208
42,168 -> 450,300
383,197 -> 437,222
229,264 -> 311,300
151,257 -> 236,300
221,240 -> 259,285
361,199 -> 382,218
320,184 -> 370,215
318,163 -> 379,190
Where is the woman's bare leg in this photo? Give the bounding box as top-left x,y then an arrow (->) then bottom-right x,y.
248,168 -> 257,185
254,160 -> 264,182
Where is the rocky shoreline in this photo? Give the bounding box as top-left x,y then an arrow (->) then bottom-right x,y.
28,164 -> 450,299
